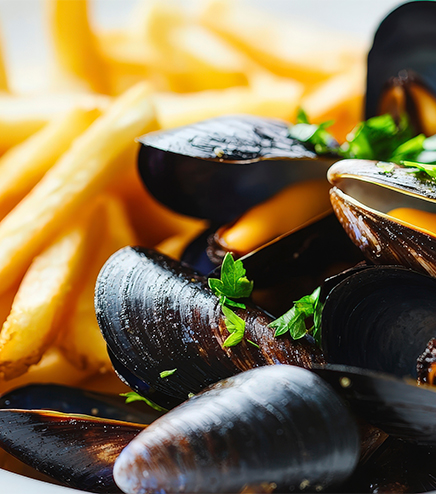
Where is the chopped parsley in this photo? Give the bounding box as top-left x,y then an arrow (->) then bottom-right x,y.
120,391 -> 168,412
208,253 -> 256,348
290,110 -> 434,165
159,368 -> 177,378
269,287 -> 322,346
400,160 -> 436,179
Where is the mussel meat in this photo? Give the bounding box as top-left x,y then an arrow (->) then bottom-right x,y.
366,1 -> 436,136
114,365 -> 360,494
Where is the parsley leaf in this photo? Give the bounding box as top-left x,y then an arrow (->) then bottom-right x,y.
289,108 -> 336,155
208,252 -> 253,303
400,160 -> 436,179
159,368 -> 177,378
340,114 -> 414,161
120,392 -> 168,412
222,305 -> 245,347
269,287 -> 321,343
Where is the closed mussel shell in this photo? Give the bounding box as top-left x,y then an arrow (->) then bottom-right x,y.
94,247 -> 324,406
137,115 -> 332,223
114,365 -> 360,494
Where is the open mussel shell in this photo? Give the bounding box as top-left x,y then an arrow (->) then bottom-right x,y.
313,365 -> 436,447
366,1 -> 436,130
328,159 -> 436,276
320,264 -> 436,379
137,115 -> 333,223
0,383 -> 161,424
114,365 -> 360,494
0,409 -> 145,493
95,247 -> 324,407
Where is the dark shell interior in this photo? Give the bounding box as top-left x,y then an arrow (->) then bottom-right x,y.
321,265 -> 436,379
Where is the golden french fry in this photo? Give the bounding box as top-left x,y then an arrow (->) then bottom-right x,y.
156,229 -> 205,261
0,107 -> 100,221
0,27 -> 8,92
48,0 -> 110,93
0,347 -> 97,396
301,63 -> 366,142
199,0 -> 364,87
152,72 -> 303,129
0,82 -> 158,295
0,201 -> 106,380
60,194 -> 138,373
0,93 -> 110,156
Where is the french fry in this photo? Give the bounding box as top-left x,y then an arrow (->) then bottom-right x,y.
0,93 -> 109,156
59,194 -> 138,373
0,107 -> 100,221
0,347 -> 98,396
48,0 -> 110,93
0,82 -> 158,295
199,0 -> 364,87
0,27 -> 8,92
0,201 -> 105,380
300,63 -> 366,142
152,72 -> 303,129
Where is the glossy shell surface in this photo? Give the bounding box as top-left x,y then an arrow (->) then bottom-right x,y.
137,115 -> 332,223
114,365 -> 360,494
95,247 -> 324,406
328,159 -> 436,276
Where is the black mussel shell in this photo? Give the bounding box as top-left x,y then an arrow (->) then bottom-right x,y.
321,265 -> 436,379
137,115 -> 332,223
95,247 -> 324,407
314,365 -> 436,447
366,1 -> 436,130
0,409 -> 145,493
0,383 -> 162,424
114,365 -> 360,494
343,436 -> 436,493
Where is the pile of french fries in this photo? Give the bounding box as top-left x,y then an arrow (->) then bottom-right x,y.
0,0 -> 365,397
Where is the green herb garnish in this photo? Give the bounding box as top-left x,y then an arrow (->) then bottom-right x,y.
400,160 -> 436,179
222,305 -> 246,348
269,287 -> 322,345
208,252 -> 254,308
159,368 -> 177,378
289,108 -> 336,154
120,391 -> 168,412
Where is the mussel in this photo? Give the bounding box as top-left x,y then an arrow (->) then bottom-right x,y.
95,246 -> 324,407
366,1 -> 436,136
328,159 -> 436,276
137,114 -> 335,223
114,365 -> 360,494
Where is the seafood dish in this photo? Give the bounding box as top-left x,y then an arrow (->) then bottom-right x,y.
4,1 -> 436,493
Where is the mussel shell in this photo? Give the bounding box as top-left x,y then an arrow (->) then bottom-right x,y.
366,1 -> 436,119
328,159 -> 436,276
343,436 -> 436,493
137,115 -> 332,223
0,383 -> 161,424
95,247 -> 324,406
313,365 -> 436,447
321,264 -> 436,379
0,409 -> 145,493
114,365 -> 360,494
